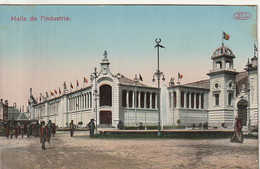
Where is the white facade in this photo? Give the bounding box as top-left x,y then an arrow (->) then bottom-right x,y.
29,45 -> 258,130
29,53 -> 160,128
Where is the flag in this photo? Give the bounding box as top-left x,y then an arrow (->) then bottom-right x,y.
46,92 -> 49,98
50,91 -> 54,96
70,82 -> 74,89
223,32 -> 230,40
84,77 -> 88,83
59,88 -> 61,94
254,44 -> 258,51
77,80 -> 79,86
139,73 -> 143,81
178,72 -> 183,79
54,89 -> 58,94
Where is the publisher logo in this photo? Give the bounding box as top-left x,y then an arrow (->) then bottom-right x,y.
233,12 -> 252,20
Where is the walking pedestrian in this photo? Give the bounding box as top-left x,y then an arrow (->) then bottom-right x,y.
5,122 -> 10,138
40,121 -> 47,150
20,123 -> 25,138
69,120 -> 74,137
230,117 -> 243,143
88,119 -> 95,138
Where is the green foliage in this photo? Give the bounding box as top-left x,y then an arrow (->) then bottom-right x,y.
78,121 -> 83,125
174,126 -> 186,129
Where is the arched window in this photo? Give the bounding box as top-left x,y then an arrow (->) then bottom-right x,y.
152,93 -> 156,108
169,92 -> 172,108
186,92 -> 189,108
122,90 -> 127,107
146,92 -> 151,108
201,94 -> 204,109
228,93 -> 233,105
191,93 -> 194,108
100,85 -> 112,106
173,91 -> 177,108
140,92 -> 145,108
129,90 -> 133,107
89,92 -> 92,107
196,93 -> 200,109
181,91 -> 185,108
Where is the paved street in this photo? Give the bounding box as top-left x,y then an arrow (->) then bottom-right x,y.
0,131 -> 258,169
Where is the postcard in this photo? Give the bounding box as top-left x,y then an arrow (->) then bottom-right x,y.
0,4 -> 258,169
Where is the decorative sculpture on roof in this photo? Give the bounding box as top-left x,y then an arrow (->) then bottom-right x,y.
63,81 -> 67,90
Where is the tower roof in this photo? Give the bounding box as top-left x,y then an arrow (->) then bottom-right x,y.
212,45 -> 235,59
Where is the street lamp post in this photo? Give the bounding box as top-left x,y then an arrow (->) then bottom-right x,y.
13,102 -> 16,124
133,74 -> 139,129
91,67 -> 99,135
152,38 -> 165,136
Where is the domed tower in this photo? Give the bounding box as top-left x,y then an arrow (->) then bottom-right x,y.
207,45 -> 239,128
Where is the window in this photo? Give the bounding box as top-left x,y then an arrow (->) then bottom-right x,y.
100,85 -> 112,106
129,91 -> 133,107
215,94 -> 219,106
122,90 -> 127,107
215,83 -> 219,89
169,92 -> 172,108
201,94 -> 204,109
181,92 -> 184,108
228,93 -> 233,105
146,92 -> 150,108
173,91 -> 177,108
186,92 -> 189,108
140,92 -> 145,108
216,61 -> 222,69
191,93 -> 194,108
152,93 -> 156,109
226,61 -> 231,69
196,93 -> 200,109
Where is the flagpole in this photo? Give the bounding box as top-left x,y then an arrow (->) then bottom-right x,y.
222,31 -> 224,46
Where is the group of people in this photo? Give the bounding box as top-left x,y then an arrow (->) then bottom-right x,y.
4,120 -> 57,150
4,121 -> 40,138
69,119 -> 96,138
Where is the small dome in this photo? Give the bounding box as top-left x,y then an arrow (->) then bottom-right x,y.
212,45 -> 234,58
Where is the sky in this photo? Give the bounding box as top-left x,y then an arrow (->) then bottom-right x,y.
0,5 -> 257,109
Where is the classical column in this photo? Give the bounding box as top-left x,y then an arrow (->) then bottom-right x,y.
183,91 -> 186,108
190,93 -> 192,109
126,91 -> 129,108
144,92 -> 147,108
199,93 -> 201,109
138,91 -> 141,108
132,91 -> 134,108
150,93 -> 152,109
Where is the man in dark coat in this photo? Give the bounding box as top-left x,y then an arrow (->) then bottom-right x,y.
27,122 -> 31,138
36,121 -> 40,137
47,120 -> 53,140
230,117 -> 243,143
40,121 -> 49,150
5,122 -> 10,138
52,123 -> 56,137
88,119 -> 95,138
69,120 -> 74,137
14,123 -> 19,138
20,123 -> 25,138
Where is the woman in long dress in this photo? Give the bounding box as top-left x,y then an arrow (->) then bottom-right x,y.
230,117 -> 243,143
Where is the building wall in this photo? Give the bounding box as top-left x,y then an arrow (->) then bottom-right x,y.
248,69 -> 258,127
168,86 -> 209,126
